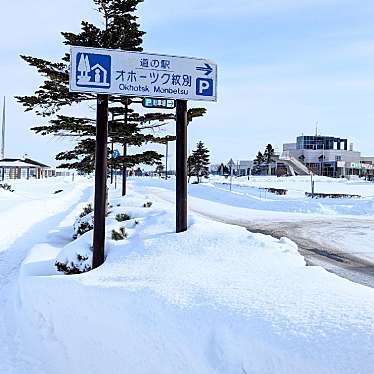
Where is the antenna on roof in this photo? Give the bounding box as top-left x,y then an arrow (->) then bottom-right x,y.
1,97 -> 5,160
315,121 -> 319,136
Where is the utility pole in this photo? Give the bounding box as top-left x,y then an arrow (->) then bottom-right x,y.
92,94 -> 109,269
1,97 -> 5,160
176,100 -> 188,233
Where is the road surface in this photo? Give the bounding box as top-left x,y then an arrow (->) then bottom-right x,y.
241,219 -> 374,288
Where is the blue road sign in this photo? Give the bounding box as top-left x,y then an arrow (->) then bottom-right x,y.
142,98 -> 176,109
196,78 -> 214,97
70,46 -> 217,102
76,52 -> 111,89
112,149 -> 120,159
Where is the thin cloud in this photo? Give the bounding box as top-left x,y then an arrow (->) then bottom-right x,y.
139,0 -> 350,26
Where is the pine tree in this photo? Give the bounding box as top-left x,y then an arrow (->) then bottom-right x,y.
253,151 -> 265,175
16,0 -> 207,193
254,151 -> 265,165
264,144 -> 275,164
16,0 -> 155,174
218,163 -> 225,176
155,162 -> 164,177
264,144 -> 275,175
190,141 -> 210,183
187,154 -> 196,182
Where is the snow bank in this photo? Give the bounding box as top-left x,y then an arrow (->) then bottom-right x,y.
0,177 -> 93,374
131,176 -> 374,217
18,184 -> 374,374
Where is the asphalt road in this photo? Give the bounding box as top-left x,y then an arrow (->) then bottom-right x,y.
189,211 -> 374,288
240,219 -> 374,289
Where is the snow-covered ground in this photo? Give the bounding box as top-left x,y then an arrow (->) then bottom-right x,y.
132,176 -> 374,264
0,177 -> 92,373
211,175 -> 374,198
137,175 -> 374,216
1,176 -> 374,373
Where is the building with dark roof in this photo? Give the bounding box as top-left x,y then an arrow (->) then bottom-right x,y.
0,157 -> 51,180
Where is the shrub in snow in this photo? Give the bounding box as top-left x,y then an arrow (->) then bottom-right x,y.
74,221 -> 93,239
79,204 -> 93,217
55,244 -> 92,274
0,183 -> 14,192
111,227 -> 127,241
55,254 -> 91,274
73,204 -> 94,239
115,213 -> 131,222
143,201 -> 153,208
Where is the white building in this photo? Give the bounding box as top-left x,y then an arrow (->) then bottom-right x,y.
0,158 -> 51,180
282,135 -> 373,177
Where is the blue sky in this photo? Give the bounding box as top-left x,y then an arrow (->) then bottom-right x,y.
1,0 -> 374,167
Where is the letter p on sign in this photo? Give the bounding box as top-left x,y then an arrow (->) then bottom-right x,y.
196,78 -> 213,97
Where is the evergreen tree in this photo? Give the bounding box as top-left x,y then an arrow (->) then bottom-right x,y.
254,151 -> 265,165
16,0 -> 159,174
16,0 -> 207,193
155,162 -> 164,177
264,144 -> 275,175
253,151 -> 265,175
217,163 -> 229,176
187,154 -> 195,182
190,141 -> 210,183
218,163 -> 225,176
264,144 -> 275,164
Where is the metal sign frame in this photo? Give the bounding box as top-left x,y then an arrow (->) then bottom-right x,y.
69,46 -> 217,269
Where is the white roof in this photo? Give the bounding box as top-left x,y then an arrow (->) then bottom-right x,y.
0,160 -> 40,168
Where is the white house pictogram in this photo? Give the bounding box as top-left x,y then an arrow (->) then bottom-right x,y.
77,54 -> 110,87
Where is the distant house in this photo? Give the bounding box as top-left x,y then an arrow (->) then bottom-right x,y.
0,158 -> 51,180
